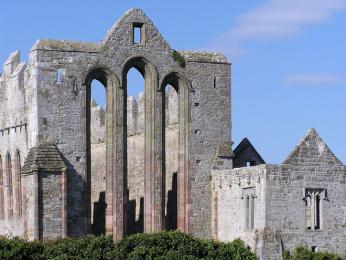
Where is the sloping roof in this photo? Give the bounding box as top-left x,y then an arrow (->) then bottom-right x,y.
22,142 -> 67,174
233,138 -> 265,164
283,128 -> 343,166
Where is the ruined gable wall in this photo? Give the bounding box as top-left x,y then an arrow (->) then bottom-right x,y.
31,9 -> 232,237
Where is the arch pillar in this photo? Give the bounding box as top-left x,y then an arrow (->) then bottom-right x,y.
144,62 -> 164,233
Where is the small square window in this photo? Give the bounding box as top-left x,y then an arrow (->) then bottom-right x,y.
133,23 -> 144,45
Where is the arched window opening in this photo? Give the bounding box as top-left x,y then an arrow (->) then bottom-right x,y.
89,78 -> 107,235
161,73 -> 190,232
125,67 -> 145,235
0,155 -> 4,220
163,84 -> 179,230
7,153 -> 13,217
15,151 -> 21,216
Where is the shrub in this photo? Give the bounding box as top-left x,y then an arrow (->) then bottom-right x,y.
283,246 -> 343,260
0,231 -> 256,260
172,50 -> 186,68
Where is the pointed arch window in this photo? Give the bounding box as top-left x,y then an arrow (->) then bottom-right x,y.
15,151 -> 21,216
7,153 -> 13,217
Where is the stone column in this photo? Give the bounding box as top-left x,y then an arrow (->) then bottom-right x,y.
113,77 -> 126,240
311,194 -> 315,230
177,78 -> 190,232
144,63 -> 164,233
61,169 -> 67,238
32,169 -> 40,240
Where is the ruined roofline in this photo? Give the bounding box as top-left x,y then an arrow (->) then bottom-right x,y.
179,51 -> 230,64
29,9 -> 165,53
27,8 -> 229,65
0,50 -> 27,79
102,8 -> 171,48
30,39 -> 101,53
3,50 -> 20,65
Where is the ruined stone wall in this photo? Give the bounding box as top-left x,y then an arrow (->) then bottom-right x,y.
0,9 -> 232,238
262,164 -> 346,259
213,163 -> 346,259
182,52 -> 232,237
0,50 -> 38,237
212,165 -> 267,257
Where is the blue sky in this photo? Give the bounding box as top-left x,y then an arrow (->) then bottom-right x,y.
1,0 -> 345,164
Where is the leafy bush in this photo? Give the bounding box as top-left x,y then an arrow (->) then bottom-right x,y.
283,246 -> 343,260
0,231 -> 256,260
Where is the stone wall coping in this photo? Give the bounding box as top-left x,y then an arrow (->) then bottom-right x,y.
30,39 -> 101,53
179,51 -> 230,64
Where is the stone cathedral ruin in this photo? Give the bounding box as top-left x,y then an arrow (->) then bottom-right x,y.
0,9 -> 345,259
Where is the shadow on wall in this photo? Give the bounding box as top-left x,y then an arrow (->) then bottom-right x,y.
125,172 -> 178,234
91,191 -> 106,235
60,153 -> 88,237
127,196 -> 144,235
166,172 -> 177,230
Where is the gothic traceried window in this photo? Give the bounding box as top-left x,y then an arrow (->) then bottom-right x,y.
303,188 -> 325,230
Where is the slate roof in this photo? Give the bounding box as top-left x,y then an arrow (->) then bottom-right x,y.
233,138 -> 265,164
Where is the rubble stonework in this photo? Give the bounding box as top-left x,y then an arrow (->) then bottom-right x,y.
212,129 -> 346,259
0,9 -> 231,240
0,9 -> 344,259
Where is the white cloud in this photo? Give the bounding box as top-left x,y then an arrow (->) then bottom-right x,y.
284,73 -> 345,85
207,0 -> 346,56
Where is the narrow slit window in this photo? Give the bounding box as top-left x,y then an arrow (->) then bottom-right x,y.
304,189 -> 324,230
133,24 -> 144,44
243,188 -> 255,230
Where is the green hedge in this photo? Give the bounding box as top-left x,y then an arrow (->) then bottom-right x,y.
0,231 -> 256,259
283,246 -> 344,260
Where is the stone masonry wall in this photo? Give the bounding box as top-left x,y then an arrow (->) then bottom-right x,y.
212,165 -> 267,256
213,129 -> 346,260
0,50 -> 36,237
0,9 -> 232,238
39,172 -> 63,240
262,164 -> 346,259
182,52 -> 232,237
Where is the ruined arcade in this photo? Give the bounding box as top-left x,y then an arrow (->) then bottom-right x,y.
0,8 -> 345,260
0,9 -> 232,240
